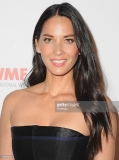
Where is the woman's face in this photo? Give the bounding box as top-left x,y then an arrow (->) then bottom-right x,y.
35,15 -> 79,76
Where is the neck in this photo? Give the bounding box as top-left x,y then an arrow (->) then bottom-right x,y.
42,70 -> 75,97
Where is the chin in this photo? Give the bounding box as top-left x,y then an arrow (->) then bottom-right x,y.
46,66 -> 72,76
49,69 -> 71,76
51,72 -> 67,76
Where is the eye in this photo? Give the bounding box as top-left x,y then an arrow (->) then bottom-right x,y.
65,39 -> 74,43
43,38 -> 52,43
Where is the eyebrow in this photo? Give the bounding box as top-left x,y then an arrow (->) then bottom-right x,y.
64,34 -> 74,38
43,34 -> 53,37
42,34 -> 74,38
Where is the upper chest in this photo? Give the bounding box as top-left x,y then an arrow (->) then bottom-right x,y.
10,92 -> 90,136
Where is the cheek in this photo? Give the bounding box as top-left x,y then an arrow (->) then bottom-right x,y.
39,44 -> 50,56
67,46 -> 79,58
39,44 -> 50,64
40,43 -> 53,56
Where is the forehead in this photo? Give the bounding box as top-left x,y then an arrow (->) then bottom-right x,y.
40,16 -> 74,35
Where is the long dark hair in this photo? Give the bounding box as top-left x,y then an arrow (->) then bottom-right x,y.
24,2 -> 114,159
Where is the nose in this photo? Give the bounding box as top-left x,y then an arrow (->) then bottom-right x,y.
53,42 -> 64,55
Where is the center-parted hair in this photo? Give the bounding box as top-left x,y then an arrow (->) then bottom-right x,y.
24,3 -> 114,159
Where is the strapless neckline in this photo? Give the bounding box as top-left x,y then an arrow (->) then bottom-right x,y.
11,125 -> 90,137
11,124 -> 89,159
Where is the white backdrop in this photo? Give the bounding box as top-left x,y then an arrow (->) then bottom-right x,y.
0,0 -> 119,111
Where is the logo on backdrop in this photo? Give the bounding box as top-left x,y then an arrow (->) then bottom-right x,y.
0,68 -> 28,88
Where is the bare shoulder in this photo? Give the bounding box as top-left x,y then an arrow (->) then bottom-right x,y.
103,95 -> 117,145
104,95 -> 116,112
3,89 -> 24,100
2,89 -> 26,108
3,83 -> 43,103
104,95 -> 118,121
1,83 -> 44,114
0,89 -> 25,121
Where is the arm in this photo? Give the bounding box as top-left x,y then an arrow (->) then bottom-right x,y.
94,96 -> 117,160
0,92 -> 16,160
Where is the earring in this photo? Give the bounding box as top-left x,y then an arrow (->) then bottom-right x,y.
36,51 -> 41,54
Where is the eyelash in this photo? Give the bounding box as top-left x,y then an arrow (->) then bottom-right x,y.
65,39 -> 74,43
43,38 -> 74,43
43,38 -> 52,42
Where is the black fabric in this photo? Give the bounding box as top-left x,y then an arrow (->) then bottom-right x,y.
11,125 -> 89,160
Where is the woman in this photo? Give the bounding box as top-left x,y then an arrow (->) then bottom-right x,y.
0,2 -> 117,160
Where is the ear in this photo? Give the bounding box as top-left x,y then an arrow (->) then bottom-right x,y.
35,38 -> 41,53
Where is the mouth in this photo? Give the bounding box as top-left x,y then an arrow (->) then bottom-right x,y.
51,59 -> 67,67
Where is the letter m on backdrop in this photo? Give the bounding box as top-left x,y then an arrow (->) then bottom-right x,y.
4,68 -> 19,80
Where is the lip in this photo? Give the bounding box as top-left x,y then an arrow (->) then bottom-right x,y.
51,58 -> 67,60
51,59 -> 67,67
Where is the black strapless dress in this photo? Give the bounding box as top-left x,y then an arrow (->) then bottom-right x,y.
11,125 -> 89,160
